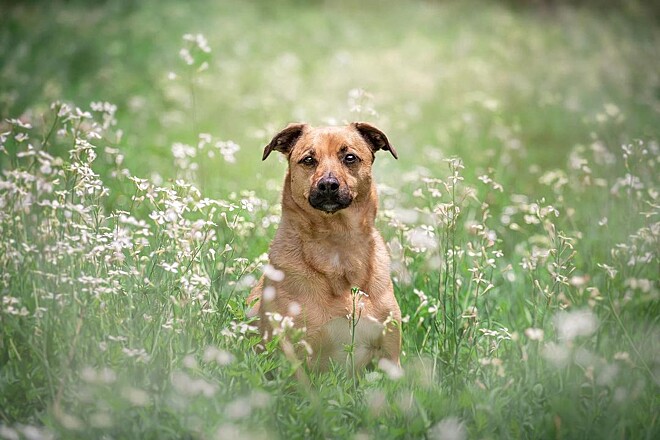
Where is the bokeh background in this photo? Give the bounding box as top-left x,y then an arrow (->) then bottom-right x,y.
3,0 -> 658,193
1,0 -> 658,439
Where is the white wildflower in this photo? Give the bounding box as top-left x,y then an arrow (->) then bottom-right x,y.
263,264 -> 284,282
554,309 -> 598,341
121,387 -> 150,406
288,301 -> 302,316
179,48 -> 194,65
215,140 -> 240,163
428,416 -> 467,440
378,358 -> 403,380
203,346 -> 235,366
161,262 -> 179,273
542,342 -> 571,368
407,226 -> 438,252
171,371 -> 218,397
524,327 -> 544,341
0,425 -> 19,440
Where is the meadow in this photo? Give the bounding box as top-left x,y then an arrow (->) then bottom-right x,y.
0,0 -> 658,438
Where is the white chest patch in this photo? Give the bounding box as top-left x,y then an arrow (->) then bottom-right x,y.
330,252 -> 341,268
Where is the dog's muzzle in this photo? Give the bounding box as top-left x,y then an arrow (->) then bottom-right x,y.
309,175 -> 353,213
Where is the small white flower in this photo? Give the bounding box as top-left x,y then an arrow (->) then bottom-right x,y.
524,327 -> 545,341
263,264 -> 285,282
215,140 -> 240,163
288,301 -> 302,316
407,226 -> 438,252
263,286 -> 276,302
161,262 -> 179,273
378,358 -> 403,380
203,346 -> 235,366
554,309 -> 598,341
0,425 -> 19,440
179,48 -> 194,65
542,342 -> 571,368
428,416 -> 467,440
597,263 -> 617,279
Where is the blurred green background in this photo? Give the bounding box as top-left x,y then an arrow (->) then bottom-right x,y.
1,0 -> 659,438
2,0 -> 658,196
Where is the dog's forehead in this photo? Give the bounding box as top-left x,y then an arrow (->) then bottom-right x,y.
297,126 -> 367,156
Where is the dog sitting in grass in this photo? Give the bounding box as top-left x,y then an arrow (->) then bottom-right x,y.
248,122 -> 401,371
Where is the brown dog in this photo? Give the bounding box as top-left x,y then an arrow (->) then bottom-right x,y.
247,122 -> 401,371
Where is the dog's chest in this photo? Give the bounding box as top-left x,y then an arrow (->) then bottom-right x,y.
304,239 -> 369,281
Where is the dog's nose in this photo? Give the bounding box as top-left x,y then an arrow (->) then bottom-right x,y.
317,175 -> 340,194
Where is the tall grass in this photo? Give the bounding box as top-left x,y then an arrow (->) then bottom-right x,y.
1,0 -> 659,439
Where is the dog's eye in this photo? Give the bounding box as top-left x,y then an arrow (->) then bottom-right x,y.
300,156 -> 316,166
343,154 -> 359,165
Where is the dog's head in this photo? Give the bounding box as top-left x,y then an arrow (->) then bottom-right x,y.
263,122 -> 398,214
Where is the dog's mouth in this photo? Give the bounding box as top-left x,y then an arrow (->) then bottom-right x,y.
308,191 -> 352,214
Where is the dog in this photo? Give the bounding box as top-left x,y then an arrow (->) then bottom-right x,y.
247,122 -> 401,372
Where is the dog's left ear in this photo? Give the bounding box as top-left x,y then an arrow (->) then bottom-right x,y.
262,123 -> 308,160
352,122 -> 398,160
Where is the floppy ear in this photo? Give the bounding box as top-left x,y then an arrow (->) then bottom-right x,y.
352,122 -> 398,159
262,123 -> 307,161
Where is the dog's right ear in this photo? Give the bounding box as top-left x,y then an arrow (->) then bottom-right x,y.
262,123 -> 307,161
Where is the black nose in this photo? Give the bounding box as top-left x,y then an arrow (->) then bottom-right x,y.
317,175 -> 340,194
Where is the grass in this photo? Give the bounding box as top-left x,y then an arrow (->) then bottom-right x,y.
1,0 -> 659,438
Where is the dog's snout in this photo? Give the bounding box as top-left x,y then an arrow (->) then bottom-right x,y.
317,175 -> 340,194
309,172 -> 352,213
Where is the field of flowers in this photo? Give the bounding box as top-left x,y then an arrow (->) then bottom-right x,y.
1,1 -> 658,439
